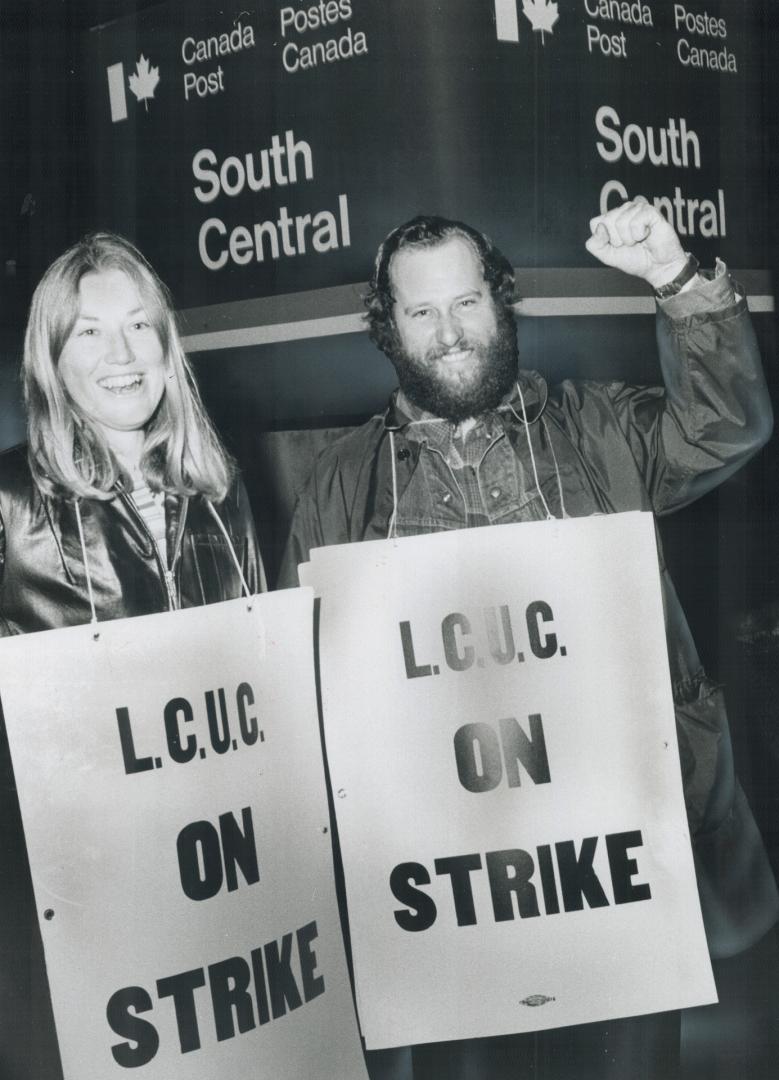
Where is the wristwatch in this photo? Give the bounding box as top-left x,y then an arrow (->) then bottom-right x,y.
654,254 -> 700,299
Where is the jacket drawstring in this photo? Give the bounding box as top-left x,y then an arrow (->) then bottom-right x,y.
509,381 -> 555,521
387,430 -> 399,540
541,416 -> 570,519
74,499 -> 100,634
206,500 -> 265,601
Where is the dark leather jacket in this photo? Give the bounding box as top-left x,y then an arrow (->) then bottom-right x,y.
0,444 -> 264,635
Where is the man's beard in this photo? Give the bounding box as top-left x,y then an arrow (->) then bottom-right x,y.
387,306 -> 519,423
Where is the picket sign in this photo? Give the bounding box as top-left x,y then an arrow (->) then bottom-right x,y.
302,512 -> 717,1049
0,588 -> 368,1080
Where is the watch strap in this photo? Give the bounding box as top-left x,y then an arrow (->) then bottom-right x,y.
654,254 -> 700,299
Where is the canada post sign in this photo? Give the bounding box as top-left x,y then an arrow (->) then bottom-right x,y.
81,0 -> 764,313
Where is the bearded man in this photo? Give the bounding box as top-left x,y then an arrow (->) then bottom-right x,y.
280,200 -> 778,1080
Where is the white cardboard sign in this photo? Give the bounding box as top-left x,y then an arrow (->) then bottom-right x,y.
0,589 -> 368,1080
302,512 -> 717,1049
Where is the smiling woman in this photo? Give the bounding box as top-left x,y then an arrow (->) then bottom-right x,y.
0,235 -> 266,1079
1,232 -> 265,631
57,268 -> 168,447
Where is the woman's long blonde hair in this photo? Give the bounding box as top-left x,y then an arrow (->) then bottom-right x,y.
23,232 -> 234,501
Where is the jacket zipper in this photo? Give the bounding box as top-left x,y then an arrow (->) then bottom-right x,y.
165,497 -> 189,610
116,487 -> 188,612
162,568 -> 178,611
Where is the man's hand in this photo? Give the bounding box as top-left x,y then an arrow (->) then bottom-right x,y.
586,196 -> 689,290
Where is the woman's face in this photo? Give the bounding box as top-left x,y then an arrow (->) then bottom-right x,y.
57,268 -> 167,441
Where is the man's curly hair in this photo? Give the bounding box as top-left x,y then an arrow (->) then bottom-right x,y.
364,215 -> 517,355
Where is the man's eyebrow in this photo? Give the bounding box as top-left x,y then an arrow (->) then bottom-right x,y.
403,287 -> 483,312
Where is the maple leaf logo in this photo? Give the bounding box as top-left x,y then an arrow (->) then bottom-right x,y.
522,0 -> 559,43
128,54 -> 160,111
